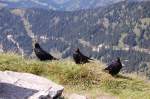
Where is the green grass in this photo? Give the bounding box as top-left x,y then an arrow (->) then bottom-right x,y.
0,53 -> 150,99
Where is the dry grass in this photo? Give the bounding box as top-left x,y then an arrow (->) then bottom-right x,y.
0,53 -> 150,99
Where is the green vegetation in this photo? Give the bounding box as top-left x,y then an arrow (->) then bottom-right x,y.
0,53 -> 150,99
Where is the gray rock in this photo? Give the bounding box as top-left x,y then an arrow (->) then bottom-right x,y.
0,71 -> 64,99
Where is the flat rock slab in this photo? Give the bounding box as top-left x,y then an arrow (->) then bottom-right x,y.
0,71 -> 64,99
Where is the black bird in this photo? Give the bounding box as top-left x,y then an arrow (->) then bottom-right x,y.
104,57 -> 122,76
34,43 -> 58,61
73,48 -> 93,64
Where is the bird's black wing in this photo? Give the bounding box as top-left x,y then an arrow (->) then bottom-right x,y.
43,50 -> 57,60
34,47 -> 54,60
105,61 -> 117,70
73,53 -> 79,64
78,52 -> 93,60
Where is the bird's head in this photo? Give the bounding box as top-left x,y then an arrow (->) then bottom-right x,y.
75,48 -> 80,53
35,43 -> 40,48
72,48 -> 80,53
116,57 -> 121,62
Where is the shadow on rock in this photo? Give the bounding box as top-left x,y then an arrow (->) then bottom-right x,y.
0,83 -> 38,99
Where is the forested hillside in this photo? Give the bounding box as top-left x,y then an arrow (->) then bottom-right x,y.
0,1 -> 149,78
0,0 -> 127,11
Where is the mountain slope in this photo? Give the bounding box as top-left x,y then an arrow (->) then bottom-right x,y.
0,1 -> 149,78
0,0 -> 144,11
0,53 -> 150,99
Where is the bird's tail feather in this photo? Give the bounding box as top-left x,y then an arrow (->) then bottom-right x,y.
53,57 -> 59,60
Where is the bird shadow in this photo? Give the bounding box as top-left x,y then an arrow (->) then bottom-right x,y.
114,74 -> 133,80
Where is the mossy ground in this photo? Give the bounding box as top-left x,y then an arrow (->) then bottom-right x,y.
0,53 -> 150,99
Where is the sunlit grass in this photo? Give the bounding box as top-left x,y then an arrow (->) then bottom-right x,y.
0,53 -> 150,99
